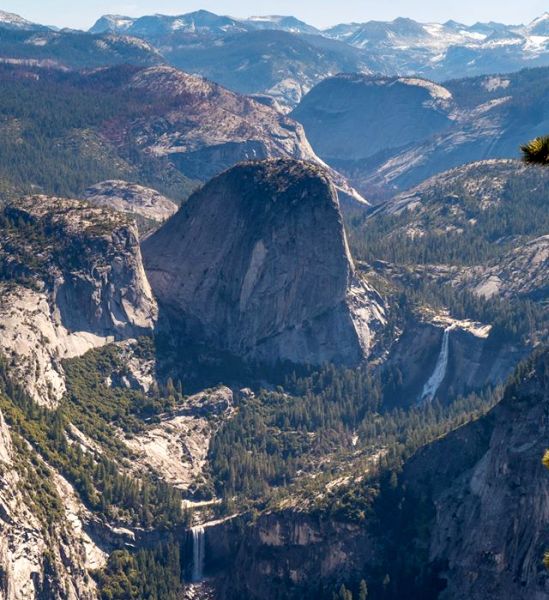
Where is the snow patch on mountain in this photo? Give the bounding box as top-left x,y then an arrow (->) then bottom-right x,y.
401,77 -> 453,102
0,9 -> 46,31
482,76 -> 511,91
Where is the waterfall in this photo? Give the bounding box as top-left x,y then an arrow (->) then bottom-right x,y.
420,327 -> 452,404
191,526 -> 205,582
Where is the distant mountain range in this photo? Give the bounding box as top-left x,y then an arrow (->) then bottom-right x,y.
0,7 -> 547,199
86,10 -> 549,105
1,9 -> 548,106
88,11 -> 323,36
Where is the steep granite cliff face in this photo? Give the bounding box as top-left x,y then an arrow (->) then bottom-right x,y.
402,350 -> 549,600
0,197 -> 157,405
382,315 -> 526,405
204,511 -> 371,600
143,159 -> 384,367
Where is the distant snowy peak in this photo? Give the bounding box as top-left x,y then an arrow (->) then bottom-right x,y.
318,14 -> 549,75
328,17 -> 490,49
528,12 -> 549,35
90,11 -> 319,36
165,10 -> 248,33
86,10 -> 549,61
245,15 -> 319,34
89,15 -> 134,34
90,11 -> 249,36
0,9 -> 49,31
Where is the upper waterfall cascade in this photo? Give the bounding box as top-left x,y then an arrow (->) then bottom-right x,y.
420,326 -> 453,403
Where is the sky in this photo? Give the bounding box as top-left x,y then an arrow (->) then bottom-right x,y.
5,0 -> 548,30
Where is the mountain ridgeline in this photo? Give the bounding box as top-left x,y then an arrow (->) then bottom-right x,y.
0,62 -> 358,205
0,9 -> 548,107
84,10 -> 549,106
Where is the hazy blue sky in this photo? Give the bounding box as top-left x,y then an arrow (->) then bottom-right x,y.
6,0 -> 548,30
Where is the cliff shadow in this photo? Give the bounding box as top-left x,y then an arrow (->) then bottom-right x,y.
151,304 -> 315,394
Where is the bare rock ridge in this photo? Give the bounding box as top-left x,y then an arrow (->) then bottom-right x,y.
0,196 -> 157,405
126,65 -> 320,184
84,180 -> 178,225
143,159 -> 385,366
291,73 -> 455,164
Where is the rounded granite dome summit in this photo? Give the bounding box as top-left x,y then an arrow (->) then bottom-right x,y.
194,159 -> 337,211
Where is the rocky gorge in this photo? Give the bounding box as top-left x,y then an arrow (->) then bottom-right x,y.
186,349 -> 549,600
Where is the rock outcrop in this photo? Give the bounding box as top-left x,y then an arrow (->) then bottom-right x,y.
143,159 -> 385,367
375,159 -> 549,220
121,386 -> 234,490
0,196 -> 157,405
125,66 -> 365,203
84,180 -> 178,227
292,68 -> 549,198
459,235 -> 549,301
126,66 -> 321,183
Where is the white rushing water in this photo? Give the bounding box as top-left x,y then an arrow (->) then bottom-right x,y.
191,526 -> 206,582
419,326 -> 452,404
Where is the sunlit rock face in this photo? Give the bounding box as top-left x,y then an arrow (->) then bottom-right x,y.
0,196 -> 157,406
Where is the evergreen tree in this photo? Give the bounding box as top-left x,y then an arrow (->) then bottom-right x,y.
359,579 -> 368,600
521,135 -> 549,165
334,584 -> 353,600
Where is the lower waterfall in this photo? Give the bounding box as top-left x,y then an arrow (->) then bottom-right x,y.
191,526 -> 206,582
420,326 -> 452,403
